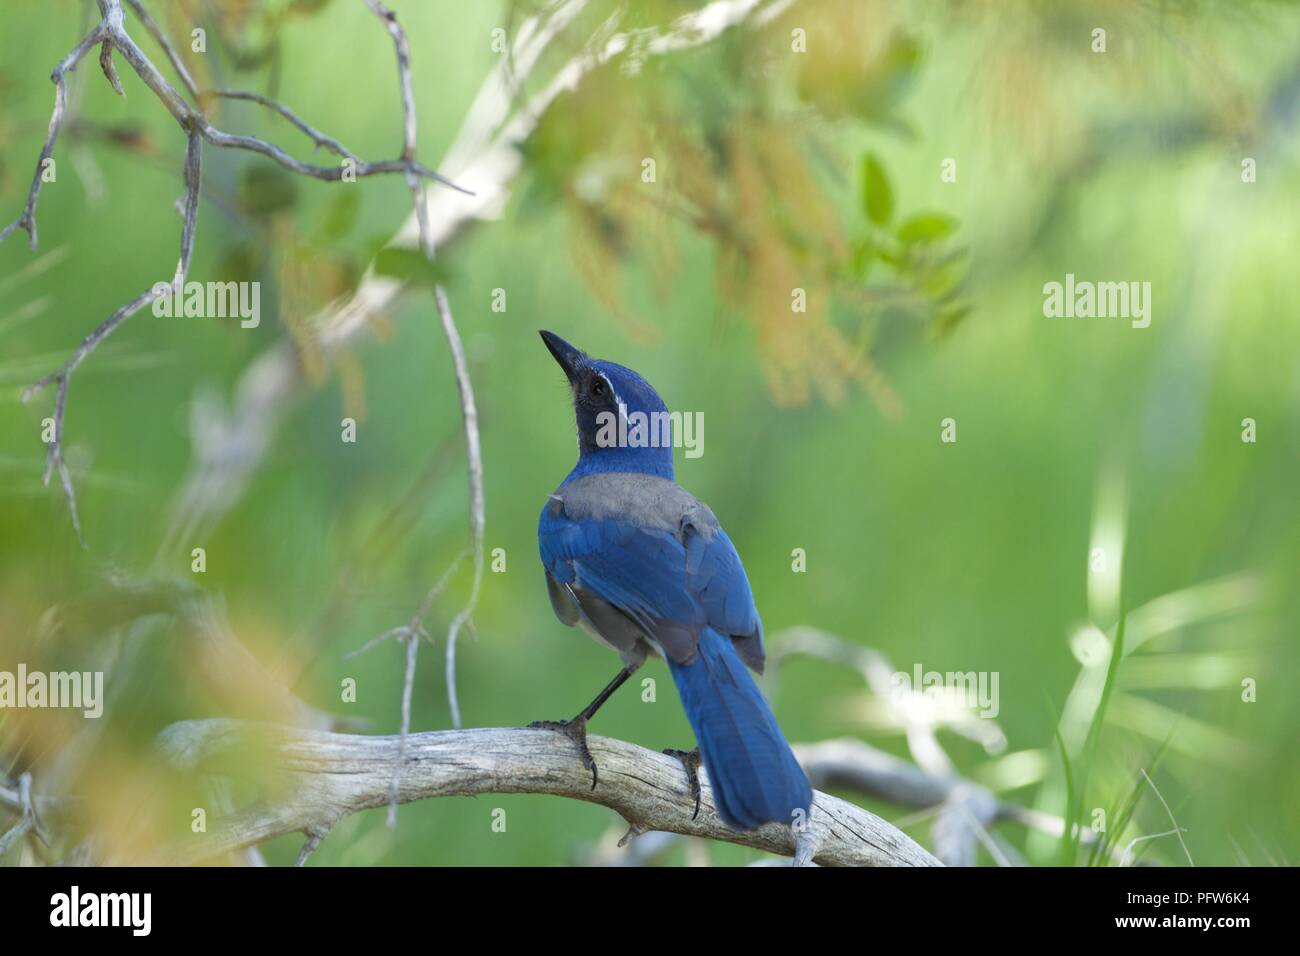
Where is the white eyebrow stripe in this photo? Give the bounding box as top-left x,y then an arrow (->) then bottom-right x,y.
597,371 -> 624,412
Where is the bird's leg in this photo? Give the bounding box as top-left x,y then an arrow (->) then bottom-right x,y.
527,665 -> 636,790
663,747 -> 703,820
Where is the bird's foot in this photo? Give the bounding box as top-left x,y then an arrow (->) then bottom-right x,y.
663,747 -> 702,820
527,716 -> 598,790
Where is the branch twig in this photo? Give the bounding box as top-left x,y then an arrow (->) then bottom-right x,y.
207,90 -> 358,161
431,281 -> 485,733
0,773 -> 47,859
355,0 -> 487,818
0,23 -> 107,249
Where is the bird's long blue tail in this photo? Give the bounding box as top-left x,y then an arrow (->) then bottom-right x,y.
666,627 -> 812,830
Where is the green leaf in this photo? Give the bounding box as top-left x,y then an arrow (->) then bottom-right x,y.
860,153 -> 894,226
897,212 -> 957,243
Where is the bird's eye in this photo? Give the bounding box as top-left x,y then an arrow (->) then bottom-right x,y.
590,378 -> 605,398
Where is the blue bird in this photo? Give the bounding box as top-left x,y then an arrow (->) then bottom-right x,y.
530,330 -> 812,831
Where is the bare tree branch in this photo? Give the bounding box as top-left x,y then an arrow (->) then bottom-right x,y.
207,90 -> 358,161
0,778 -> 65,823
362,0 -> 418,161
19,124 -> 202,544
293,826 -> 329,867
0,774 -> 47,860
0,817 -> 33,859
6,0 -> 469,540
795,739 -> 1001,867
345,550 -> 468,827
0,23 -> 107,249
122,0 -> 198,100
433,281 -> 485,733
156,720 -> 940,867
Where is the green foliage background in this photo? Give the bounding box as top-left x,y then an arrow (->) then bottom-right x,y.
1,0 -> 1297,865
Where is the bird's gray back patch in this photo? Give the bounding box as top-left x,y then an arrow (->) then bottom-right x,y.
558,473 -> 719,539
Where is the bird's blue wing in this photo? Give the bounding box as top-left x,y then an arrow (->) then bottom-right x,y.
685,525 -> 762,645
540,497 -> 763,668
540,507 -> 702,634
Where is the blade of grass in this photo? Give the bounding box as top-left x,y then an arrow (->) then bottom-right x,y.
1055,609 -> 1126,865
1089,733 -> 1172,867
1053,718 -> 1077,867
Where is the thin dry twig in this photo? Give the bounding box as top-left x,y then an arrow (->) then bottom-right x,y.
345,551 -> 468,827
18,124 -> 201,545
207,90 -> 359,160
123,0 -> 198,99
351,0 -> 488,823
0,817 -> 33,858
5,0 -> 468,540
0,23 -> 107,250
0,773 -> 47,858
431,283 -> 485,732
293,826 -> 330,867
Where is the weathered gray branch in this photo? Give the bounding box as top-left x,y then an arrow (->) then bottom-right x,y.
0,774 -> 46,859
0,23 -> 106,249
157,721 -> 939,867
208,90 -> 359,161
776,634 -> 1137,866
796,738 -> 1001,867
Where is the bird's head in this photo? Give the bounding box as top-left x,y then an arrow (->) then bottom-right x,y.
540,330 -> 674,479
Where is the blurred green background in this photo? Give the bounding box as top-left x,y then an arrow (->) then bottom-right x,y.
2,0 -> 1298,866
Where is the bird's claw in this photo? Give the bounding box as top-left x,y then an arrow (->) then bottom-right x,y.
528,716 -> 598,790
663,747 -> 702,820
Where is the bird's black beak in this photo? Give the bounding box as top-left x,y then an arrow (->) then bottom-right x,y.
539,330 -> 586,383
